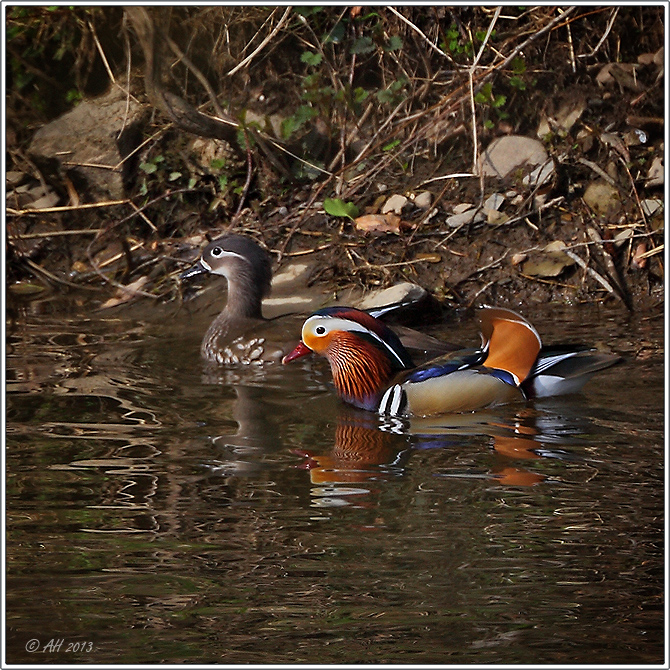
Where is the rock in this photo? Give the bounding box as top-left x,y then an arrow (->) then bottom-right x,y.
653,46 -> 664,66
640,198 -> 663,217
7,183 -> 59,210
24,188 -> 60,210
537,94 -> 586,138
453,202 -> 475,214
413,191 -> 433,209
28,87 -> 146,201
478,135 -> 555,186
522,161 -> 556,188
483,192 -> 504,211
583,180 -> 622,218
446,208 -> 477,227
357,282 -> 429,311
6,171 -> 25,186
646,156 -> 664,187
596,62 -> 643,91
381,194 -> 409,214
267,261 -> 324,316
272,261 -> 312,287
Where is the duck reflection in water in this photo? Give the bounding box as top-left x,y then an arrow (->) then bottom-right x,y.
294,394 -> 614,502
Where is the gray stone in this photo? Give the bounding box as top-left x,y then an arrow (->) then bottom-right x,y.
28,87 -> 146,201
357,282 -> 428,310
381,194 -> 409,214
413,191 -> 433,209
446,208 -> 477,227
478,135 -> 554,185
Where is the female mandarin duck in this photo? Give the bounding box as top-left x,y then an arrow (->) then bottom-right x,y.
180,234 -> 454,366
283,306 -> 619,417
180,234 -> 288,365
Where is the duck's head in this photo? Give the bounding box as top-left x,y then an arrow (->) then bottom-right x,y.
180,235 -> 272,318
283,307 -> 414,411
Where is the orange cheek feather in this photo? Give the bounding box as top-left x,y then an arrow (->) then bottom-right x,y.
302,330 -> 333,355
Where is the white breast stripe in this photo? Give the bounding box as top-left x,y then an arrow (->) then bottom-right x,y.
378,384 -> 404,416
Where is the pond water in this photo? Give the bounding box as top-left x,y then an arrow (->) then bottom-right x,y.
5,293 -> 665,665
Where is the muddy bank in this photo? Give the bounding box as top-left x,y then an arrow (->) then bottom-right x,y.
6,7 -> 665,317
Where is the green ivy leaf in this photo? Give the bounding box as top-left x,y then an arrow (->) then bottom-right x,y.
350,36 -> 374,55
301,51 -> 322,66
323,198 -> 359,219
511,56 -> 526,74
324,21 -> 345,44
509,76 -> 526,90
140,162 -> 157,175
385,35 -> 403,52
353,87 -> 369,104
492,94 -> 507,109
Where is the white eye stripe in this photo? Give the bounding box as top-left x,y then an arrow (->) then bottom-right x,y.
304,315 -> 407,368
208,249 -> 246,262
202,249 -> 249,275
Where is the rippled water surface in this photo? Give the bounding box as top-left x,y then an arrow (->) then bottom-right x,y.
5,294 -> 665,665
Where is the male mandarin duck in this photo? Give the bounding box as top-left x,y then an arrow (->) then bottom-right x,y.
180,234 -> 454,366
282,306 -> 620,417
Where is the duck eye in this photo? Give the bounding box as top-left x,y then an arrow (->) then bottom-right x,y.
211,247 -> 223,257
315,325 -> 326,336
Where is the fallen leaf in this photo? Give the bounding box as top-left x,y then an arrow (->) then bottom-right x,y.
601,132 -> 630,162
414,253 -> 442,263
486,210 -> 509,225
8,281 -> 47,295
354,213 -> 401,234
631,241 -> 647,270
99,276 -> 149,309
520,240 -> 576,277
